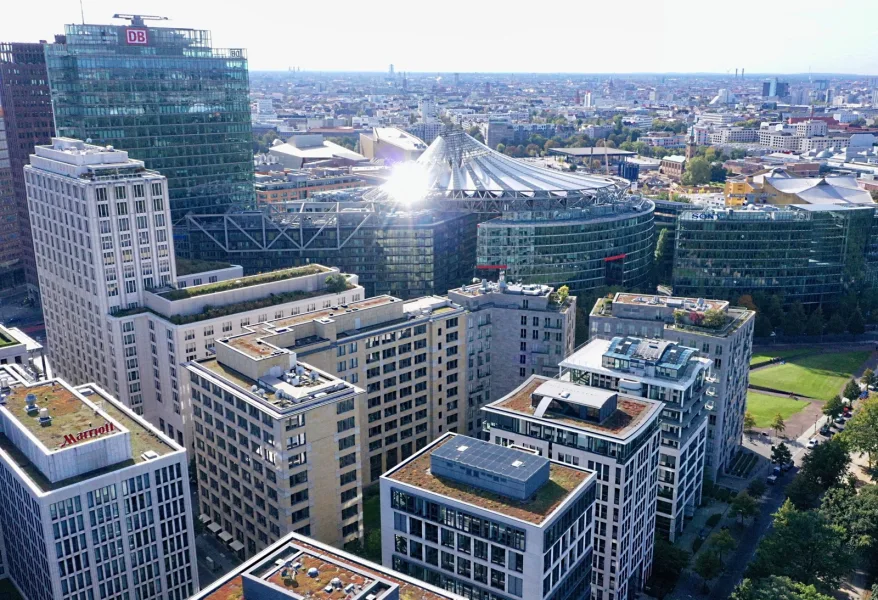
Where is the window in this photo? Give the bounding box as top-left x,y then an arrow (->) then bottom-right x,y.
337,417 -> 355,433
339,470 -> 357,486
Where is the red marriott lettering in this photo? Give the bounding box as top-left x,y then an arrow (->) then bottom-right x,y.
60,422 -> 117,448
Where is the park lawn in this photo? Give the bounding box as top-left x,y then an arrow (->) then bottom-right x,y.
750,347 -> 819,367
746,391 -> 809,428
748,350 -> 870,400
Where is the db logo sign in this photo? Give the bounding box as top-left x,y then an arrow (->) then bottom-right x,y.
125,28 -> 148,45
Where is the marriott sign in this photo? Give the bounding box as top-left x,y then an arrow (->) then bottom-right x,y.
60,422 -> 117,448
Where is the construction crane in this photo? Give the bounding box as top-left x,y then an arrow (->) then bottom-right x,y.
112,14 -> 169,26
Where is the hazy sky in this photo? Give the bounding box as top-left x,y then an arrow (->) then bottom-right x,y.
2,0 -> 877,74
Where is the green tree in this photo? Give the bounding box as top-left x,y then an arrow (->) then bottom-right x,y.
731,491 -> 759,521
783,302 -> 807,336
862,368 -> 875,388
653,228 -> 674,284
821,483 -> 878,560
324,273 -> 348,293
746,500 -> 852,589
754,314 -> 773,338
701,308 -> 727,329
771,442 -> 792,465
684,157 -> 712,186
743,412 -> 757,436
849,307 -> 866,335
800,438 -> 850,489
805,306 -> 824,336
785,474 -> 822,509
771,414 -> 786,439
709,529 -> 737,561
495,143 -> 505,153
694,550 -> 723,591
844,378 -> 862,401
730,576 -> 835,600
647,537 -> 690,599
763,295 -> 785,326
823,395 -> 844,419
841,395 -> 878,467
747,478 -> 767,498
826,312 -> 847,334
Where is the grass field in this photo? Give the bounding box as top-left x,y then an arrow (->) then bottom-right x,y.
750,347 -> 818,367
745,391 -> 810,428
748,350 -> 869,400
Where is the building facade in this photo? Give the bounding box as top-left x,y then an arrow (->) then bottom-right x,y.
589,294 -> 754,477
382,433 -> 597,600
254,170 -> 364,204
0,42 -> 55,297
26,139 -> 175,413
0,365 -> 197,600
187,337 -> 366,557
448,277 -> 577,432
560,337 -> 709,541
673,205 -> 878,305
46,20 -> 254,223
483,377 -> 662,599
0,101 -> 17,291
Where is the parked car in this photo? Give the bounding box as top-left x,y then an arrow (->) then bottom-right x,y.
835,415 -> 846,424
844,411 -> 853,419
807,438 -> 819,449
767,474 -> 778,484
772,466 -> 782,476
781,462 -> 794,472
819,426 -> 834,437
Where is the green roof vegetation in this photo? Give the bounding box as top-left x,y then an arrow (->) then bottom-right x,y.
0,329 -> 18,348
7,384 -> 110,450
175,257 -> 233,276
159,265 -> 328,300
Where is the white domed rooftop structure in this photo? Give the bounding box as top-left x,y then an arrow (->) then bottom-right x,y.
365,130 -> 625,211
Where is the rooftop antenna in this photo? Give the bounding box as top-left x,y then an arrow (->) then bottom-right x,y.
112,14 -> 169,27
79,0 -> 85,24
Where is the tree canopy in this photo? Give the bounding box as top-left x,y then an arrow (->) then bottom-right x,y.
841,395 -> 878,467
731,576 -> 835,600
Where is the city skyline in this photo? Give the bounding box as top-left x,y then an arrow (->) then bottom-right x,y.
2,0 -> 878,74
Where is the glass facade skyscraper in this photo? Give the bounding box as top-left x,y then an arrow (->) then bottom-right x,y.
0,42 -> 55,295
45,22 -> 254,227
673,205 -> 878,305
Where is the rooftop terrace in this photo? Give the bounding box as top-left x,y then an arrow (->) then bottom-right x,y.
175,257 -> 233,276
387,435 -> 590,525
196,534 -> 459,600
491,377 -> 657,438
0,379 -> 173,492
5,382 -> 111,450
158,265 -> 330,300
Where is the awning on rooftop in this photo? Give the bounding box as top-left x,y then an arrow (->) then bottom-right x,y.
198,514 -> 212,525
207,522 -> 222,534
218,531 -> 233,543
229,541 -> 245,552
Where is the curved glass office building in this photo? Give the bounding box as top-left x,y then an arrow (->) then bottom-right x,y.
674,205 -> 878,304
368,131 -> 656,293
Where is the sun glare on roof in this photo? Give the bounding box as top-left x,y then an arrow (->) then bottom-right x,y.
384,161 -> 429,205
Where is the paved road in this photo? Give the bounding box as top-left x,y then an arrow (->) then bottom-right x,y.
195,533 -> 242,589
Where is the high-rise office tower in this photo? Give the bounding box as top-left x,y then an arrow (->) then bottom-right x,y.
0,42 -> 55,298
0,102 -> 18,291
26,138 -> 176,413
45,17 -> 254,225
0,364 -> 198,600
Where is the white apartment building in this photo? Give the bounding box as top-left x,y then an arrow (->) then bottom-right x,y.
0,365 -> 197,600
26,138 -> 173,414
382,433 -> 597,600
447,279 -> 577,437
795,120 -> 829,137
560,337 -> 709,541
696,113 -> 739,127
707,128 -> 759,145
589,294 -> 754,478
483,376 -> 662,600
